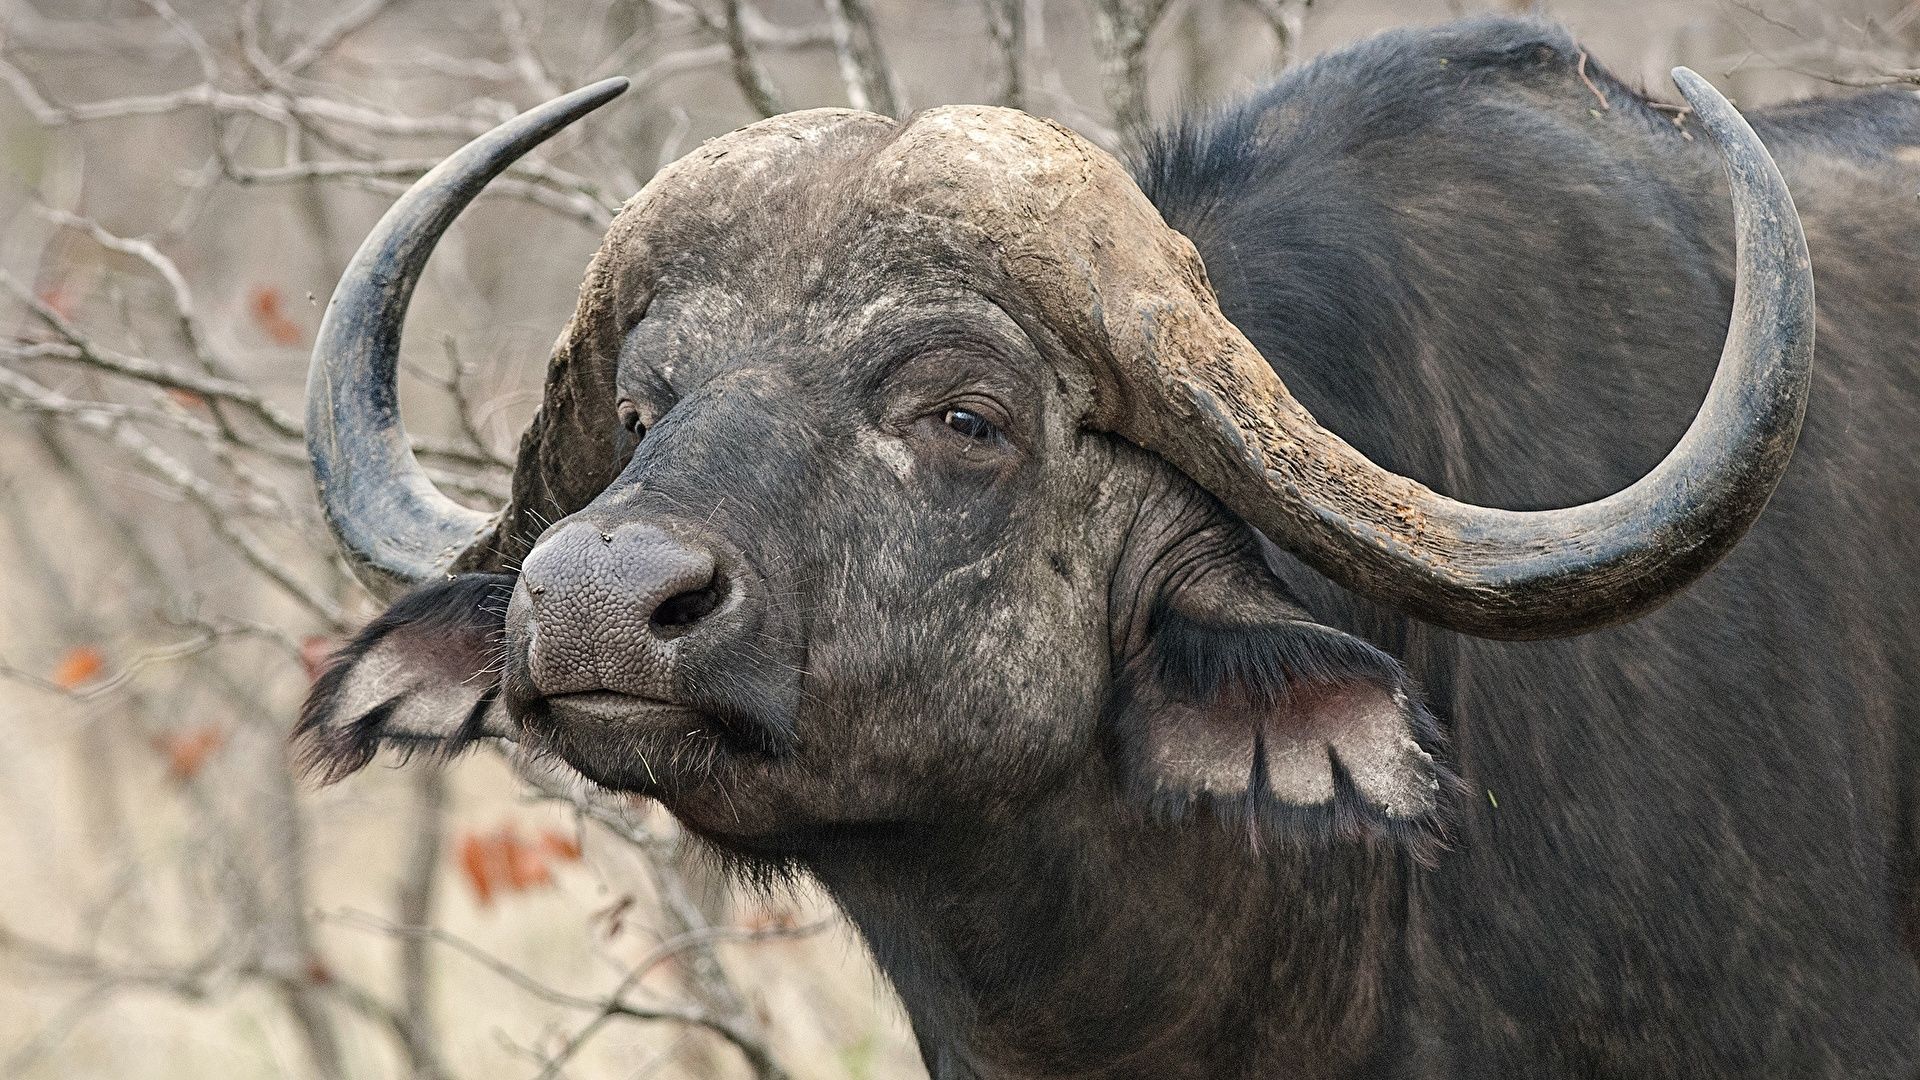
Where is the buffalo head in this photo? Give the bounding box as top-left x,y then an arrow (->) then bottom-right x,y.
297,72 -> 1810,854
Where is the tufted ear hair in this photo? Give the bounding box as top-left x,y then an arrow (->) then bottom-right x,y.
1107,552 -> 1457,856
294,574 -> 516,783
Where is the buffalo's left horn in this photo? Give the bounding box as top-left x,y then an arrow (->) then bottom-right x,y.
1098,68 -> 1812,639
307,78 -> 628,596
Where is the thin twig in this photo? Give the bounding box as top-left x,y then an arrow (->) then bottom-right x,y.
0,628 -> 225,702
1575,50 -> 1610,111
2,268 -> 303,438
720,0 -> 787,117
982,0 -> 1028,108
38,209 -> 222,372
0,56 -> 503,137
1238,0 -> 1312,69
1089,0 -> 1173,141
498,0 -> 564,102
0,368 -> 346,627
823,0 -> 904,116
328,908 -> 803,1080
3,279 -> 510,474
281,0 -> 398,75
532,919 -> 829,1079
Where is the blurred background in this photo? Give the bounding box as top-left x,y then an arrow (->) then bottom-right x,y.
0,0 -> 1912,1076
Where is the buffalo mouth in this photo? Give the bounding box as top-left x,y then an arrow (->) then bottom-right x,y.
512,689 -> 782,796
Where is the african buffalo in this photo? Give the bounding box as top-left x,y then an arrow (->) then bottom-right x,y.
296,17 -> 1920,1078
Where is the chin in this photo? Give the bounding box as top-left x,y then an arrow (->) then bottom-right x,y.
511,691 -> 797,835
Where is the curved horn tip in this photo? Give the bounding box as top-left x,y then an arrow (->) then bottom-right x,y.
529,77 -> 630,133
307,78 -> 630,594
1669,67 -> 1731,118
1163,61 -> 1810,641
1669,66 -> 1706,90
574,76 -> 631,110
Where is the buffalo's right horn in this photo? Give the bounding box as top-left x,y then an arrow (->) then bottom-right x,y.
307,78 -> 628,597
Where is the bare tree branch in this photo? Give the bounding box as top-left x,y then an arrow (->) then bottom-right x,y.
280,0 -> 402,75
1239,0 -> 1313,69
0,2 -> 183,55
0,367 -> 347,627
328,909 -> 795,1080
497,0 -> 565,101
1090,0 -> 1174,139
591,3 -> 834,81
529,919 -> 829,1080
0,917 -> 439,1080
983,0 -> 1028,108
824,0 -> 905,115
2,268 -> 305,439
0,626 -> 227,702
2,271 -> 513,474
395,765 -> 449,1080
0,55 -> 505,137
720,0 -> 788,117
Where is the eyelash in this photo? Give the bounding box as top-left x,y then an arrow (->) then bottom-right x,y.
941,407 -> 1002,442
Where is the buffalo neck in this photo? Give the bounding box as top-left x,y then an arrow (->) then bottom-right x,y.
801,768 -> 1414,1080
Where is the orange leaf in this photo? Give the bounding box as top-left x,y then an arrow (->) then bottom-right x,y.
539,829 -> 583,863
165,388 -> 208,409
456,820 -> 577,907
248,285 -> 282,319
457,832 -> 499,907
501,826 -> 552,891
154,725 -> 226,782
35,285 -> 76,320
247,285 -> 304,346
50,646 -> 105,690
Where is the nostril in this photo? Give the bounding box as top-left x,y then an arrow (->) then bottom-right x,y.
651,571 -> 726,638
525,523 -> 732,647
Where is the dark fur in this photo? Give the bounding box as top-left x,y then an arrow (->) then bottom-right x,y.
1128,16 -> 1920,1078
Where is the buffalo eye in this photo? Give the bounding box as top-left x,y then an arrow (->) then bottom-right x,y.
942,407 -> 1001,442
617,400 -> 645,438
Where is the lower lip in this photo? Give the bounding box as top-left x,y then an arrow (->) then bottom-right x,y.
543,691 -> 698,724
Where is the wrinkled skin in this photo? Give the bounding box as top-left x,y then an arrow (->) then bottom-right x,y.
467,108 -> 1440,862
507,272 -> 1126,835
500,208 -> 1438,843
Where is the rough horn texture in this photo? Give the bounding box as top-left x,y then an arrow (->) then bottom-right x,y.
461,86 -> 1811,642
308,78 -> 627,595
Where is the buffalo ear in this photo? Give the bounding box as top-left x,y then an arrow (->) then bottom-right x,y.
1109,559 -> 1454,852
294,574 -> 515,783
